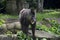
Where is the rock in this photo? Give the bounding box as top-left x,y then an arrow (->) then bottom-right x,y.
14,22 -> 21,29
6,23 -> 15,30
0,34 -> 18,40
1,24 -> 7,31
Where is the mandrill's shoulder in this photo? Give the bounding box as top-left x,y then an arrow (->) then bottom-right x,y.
20,8 -> 31,13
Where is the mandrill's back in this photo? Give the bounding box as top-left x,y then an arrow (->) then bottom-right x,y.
19,8 -> 36,25
19,8 -> 33,21
19,8 -> 32,25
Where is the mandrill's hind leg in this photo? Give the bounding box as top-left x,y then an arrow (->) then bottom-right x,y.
21,23 -> 29,40
21,23 -> 29,35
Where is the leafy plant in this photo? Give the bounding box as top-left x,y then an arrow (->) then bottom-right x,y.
36,24 -> 49,32
17,31 -> 32,40
49,20 -> 60,35
0,19 -> 5,26
36,19 -> 60,35
41,38 -> 47,40
17,31 -> 26,40
6,31 -> 12,37
0,14 -> 18,19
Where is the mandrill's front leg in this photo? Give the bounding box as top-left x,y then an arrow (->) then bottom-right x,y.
31,17 -> 36,40
31,22 -> 36,36
31,22 -> 36,40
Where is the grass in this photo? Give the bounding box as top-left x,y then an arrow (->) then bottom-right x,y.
36,10 -> 60,21
0,14 -> 18,19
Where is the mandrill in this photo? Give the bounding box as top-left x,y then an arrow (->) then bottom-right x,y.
19,8 -> 36,39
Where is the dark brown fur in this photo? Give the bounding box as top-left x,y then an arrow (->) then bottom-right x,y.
19,8 -> 36,40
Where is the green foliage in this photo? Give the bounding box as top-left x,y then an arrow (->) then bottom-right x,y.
36,20 -> 60,35
49,20 -> 60,35
17,31 -> 32,40
36,24 -> 41,30
6,31 -> 12,34
17,31 -> 26,39
36,10 -> 60,21
0,19 -> 5,26
6,31 -> 12,37
41,25 -> 49,32
36,10 -> 60,35
42,38 -> 47,40
36,24 -> 49,32
0,14 -> 18,19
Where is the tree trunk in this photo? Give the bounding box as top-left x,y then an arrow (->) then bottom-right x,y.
16,0 -> 20,14
37,0 -> 44,12
16,0 -> 25,14
6,0 -> 17,15
23,2 -> 29,8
